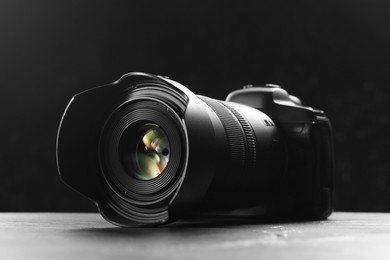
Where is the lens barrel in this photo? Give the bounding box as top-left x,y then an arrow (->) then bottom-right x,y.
93,77 -> 286,225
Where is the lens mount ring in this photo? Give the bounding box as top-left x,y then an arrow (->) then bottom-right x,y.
99,97 -> 187,206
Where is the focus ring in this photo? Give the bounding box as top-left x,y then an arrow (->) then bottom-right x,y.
199,96 -> 255,172
221,102 -> 257,169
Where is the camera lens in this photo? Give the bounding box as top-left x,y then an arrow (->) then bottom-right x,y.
119,123 -> 170,180
57,73 -> 291,226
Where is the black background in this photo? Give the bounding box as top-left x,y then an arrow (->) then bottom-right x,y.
1,0 -> 390,212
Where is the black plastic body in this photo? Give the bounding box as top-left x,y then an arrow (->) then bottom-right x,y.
56,72 -> 334,226
225,86 -> 334,219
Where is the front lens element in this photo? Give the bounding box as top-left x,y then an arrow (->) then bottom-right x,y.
120,124 -> 170,180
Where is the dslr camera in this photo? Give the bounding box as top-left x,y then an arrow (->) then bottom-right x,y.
57,72 -> 334,226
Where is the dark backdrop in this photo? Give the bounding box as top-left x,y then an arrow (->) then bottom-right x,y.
1,0 -> 390,212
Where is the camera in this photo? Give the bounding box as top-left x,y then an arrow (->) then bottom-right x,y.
57,72 -> 334,226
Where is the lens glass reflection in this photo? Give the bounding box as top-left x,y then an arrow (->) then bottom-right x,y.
120,124 -> 170,180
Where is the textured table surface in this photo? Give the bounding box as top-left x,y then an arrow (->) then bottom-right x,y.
1,212 -> 390,259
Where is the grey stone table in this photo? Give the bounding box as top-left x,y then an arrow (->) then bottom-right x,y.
0,212 -> 389,259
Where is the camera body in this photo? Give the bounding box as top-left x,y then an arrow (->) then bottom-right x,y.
57,72 -> 334,226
